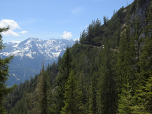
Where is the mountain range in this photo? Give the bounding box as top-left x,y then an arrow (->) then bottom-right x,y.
0,38 -> 75,86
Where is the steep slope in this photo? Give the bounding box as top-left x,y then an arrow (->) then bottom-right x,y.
3,0 -> 152,113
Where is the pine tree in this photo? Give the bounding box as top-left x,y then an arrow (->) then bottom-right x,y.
131,75 -> 152,114
132,1 -> 152,113
115,13 -> 138,113
94,18 -> 101,36
35,64 -> 48,114
78,70 -> 88,113
98,38 -> 117,114
54,47 -> 73,113
117,78 -> 133,114
89,71 -> 98,114
61,70 -> 83,114
139,0 -> 152,80
115,13 -> 135,93
116,19 -> 121,48
103,16 -> 108,27
0,27 -> 16,114
131,15 -> 143,74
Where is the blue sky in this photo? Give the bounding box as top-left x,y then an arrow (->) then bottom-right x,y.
0,0 -> 134,43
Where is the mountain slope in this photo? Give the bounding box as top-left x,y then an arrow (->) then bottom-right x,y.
3,0 -> 152,113
0,38 -> 75,86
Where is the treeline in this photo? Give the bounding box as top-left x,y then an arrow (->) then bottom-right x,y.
2,0 -> 152,114
79,5 -> 126,48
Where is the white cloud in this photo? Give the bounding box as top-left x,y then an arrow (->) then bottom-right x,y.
0,19 -> 21,36
2,30 -> 19,36
71,7 -> 82,14
61,31 -> 72,39
0,19 -> 21,30
74,38 -> 80,41
19,31 -> 27,34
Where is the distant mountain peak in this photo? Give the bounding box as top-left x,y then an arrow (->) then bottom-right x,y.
1,38 -> 75,59
1,38 -> 75,86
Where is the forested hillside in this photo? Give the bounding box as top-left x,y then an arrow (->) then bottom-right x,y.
2,0 -> 152,113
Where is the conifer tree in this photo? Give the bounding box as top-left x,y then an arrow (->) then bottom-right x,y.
139,0 -> 152,80
61,70 -> 83,114
89,71 -> 98,114
131,15 -> 143,74
116,19 -> 121,48
78,70 -> 88,113
0,27 -> 16,114
131,76 -> 152,113
115,13 -> 135,92
55,47 -> 73,113
35,64 -> 48,114
98,38 -> 117,114
115,13 -> 138,114
117,78 -> 134,114
132,1 -> 152,113
94,18 -> 101,36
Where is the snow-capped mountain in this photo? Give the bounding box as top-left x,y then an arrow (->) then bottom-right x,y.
0,38 -> 75,86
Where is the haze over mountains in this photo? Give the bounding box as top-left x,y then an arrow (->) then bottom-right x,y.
0,38 -> 75,86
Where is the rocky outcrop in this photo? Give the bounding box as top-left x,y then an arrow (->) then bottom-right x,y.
130,0 -> 151,38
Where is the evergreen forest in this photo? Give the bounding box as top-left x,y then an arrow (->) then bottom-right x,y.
1,0 -> 152,113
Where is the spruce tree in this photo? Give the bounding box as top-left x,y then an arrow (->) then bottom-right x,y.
55,47 -> 73,113
115,13 -> 135,93
89,71 -> 97,114
131,15 -> 143,74
116,13 -> 137,113
0,27 -> 16,114
61,70 -> 83,114
139,0 -> 152,81
35,64 -> 48,114
117,78 -> 133,114
78,70 -> 88,113
132,1 -> 152,113
98,38 -> 117,114
116,19 -> 121,48
131,76 -> 152,114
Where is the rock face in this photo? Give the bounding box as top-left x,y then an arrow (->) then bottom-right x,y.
130,0 -> 150,21
130,0 -> 151,37
0,38 -> 75,86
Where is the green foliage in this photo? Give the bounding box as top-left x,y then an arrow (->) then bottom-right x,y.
3,63 -> 56,114
61,70 -> 84,114
133,2 -> 152,113
0,27 -> 17,114
131,76 -> 152,114
131,15 -> 143,74
117,79 -> 134,114
139,0 -> 152,80
3,1 -> 152,114
98,39 -> 117,114
35,64 -> 49,114
54,46 -> 73,113
78,70 -> 89,113
89,71 -> 98,114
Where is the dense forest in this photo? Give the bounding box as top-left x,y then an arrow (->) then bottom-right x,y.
1,0 -> 152,113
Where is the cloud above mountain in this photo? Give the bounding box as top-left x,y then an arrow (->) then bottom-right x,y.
61,31 -> 72,39
0,19 -> 27,36
74,38 -> 80,41
19,31 -> 27,34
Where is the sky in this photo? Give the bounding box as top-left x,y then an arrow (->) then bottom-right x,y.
0,0 -> 134,43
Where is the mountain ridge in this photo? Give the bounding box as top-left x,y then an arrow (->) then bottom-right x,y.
0,38 -> 75,86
